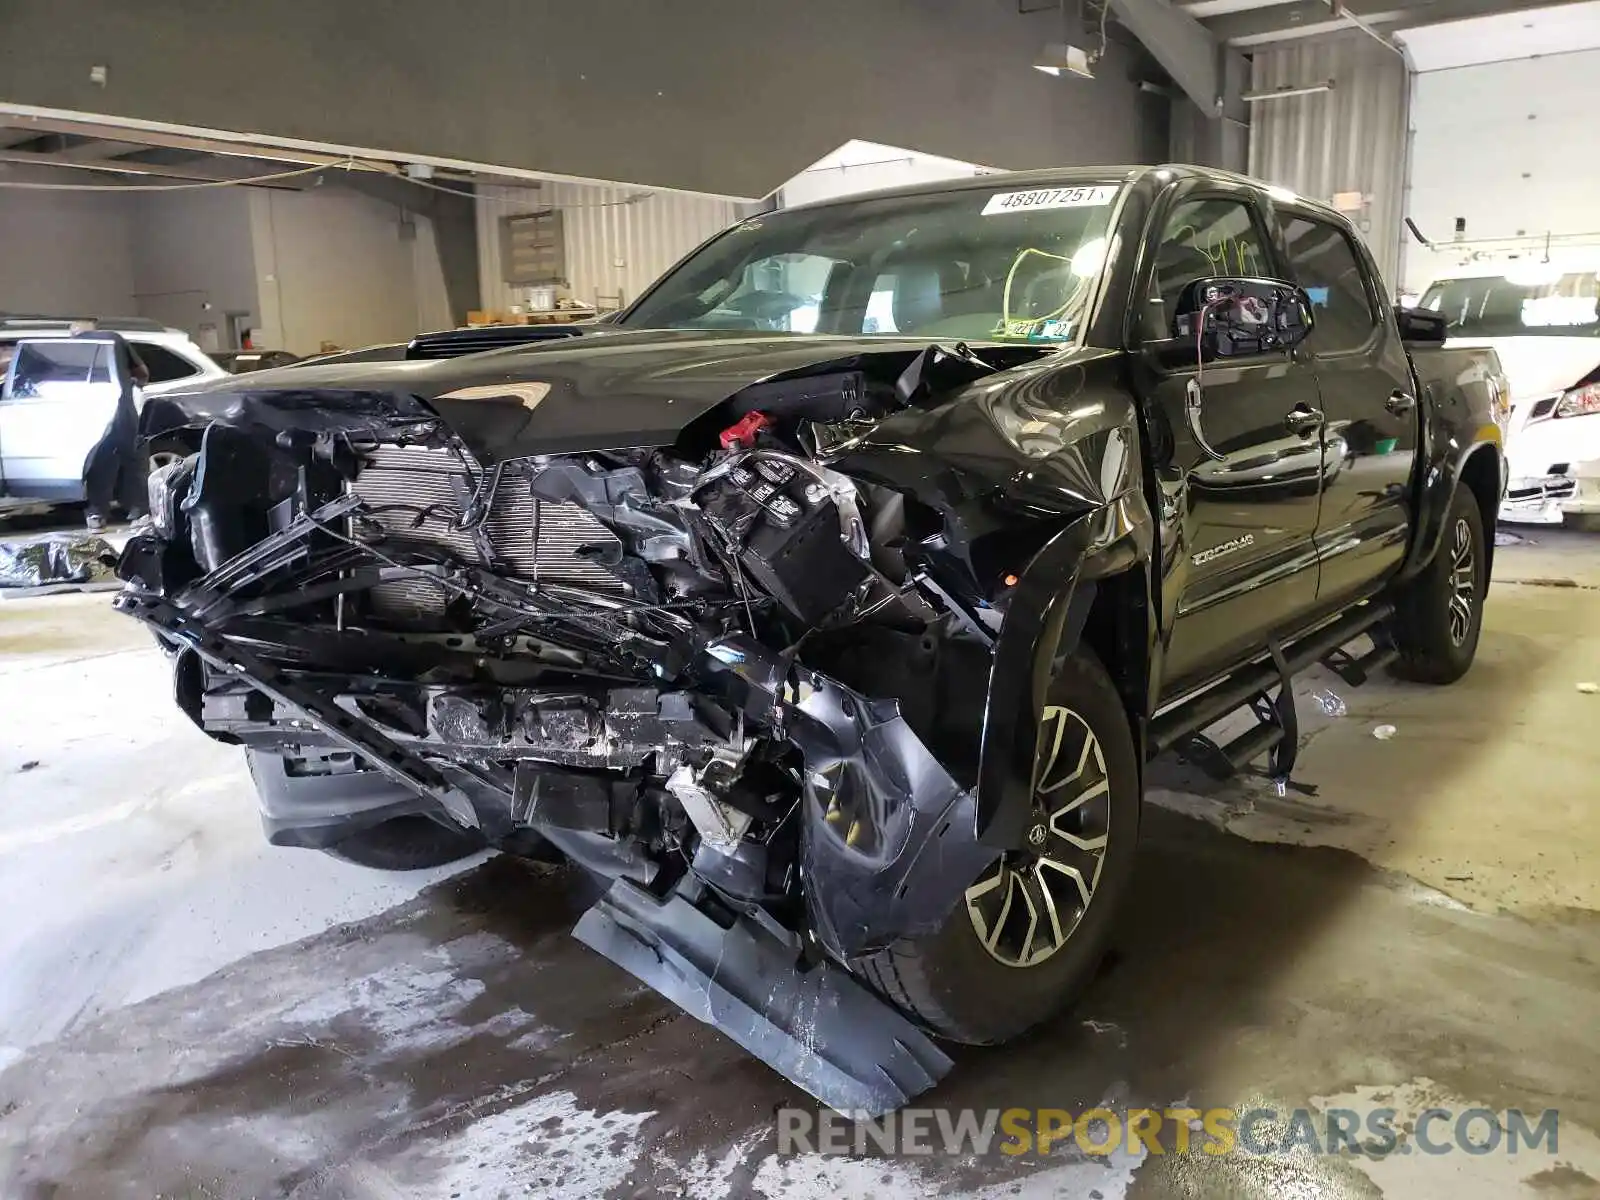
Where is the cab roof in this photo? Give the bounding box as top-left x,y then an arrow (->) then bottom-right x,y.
778,163 -> 1347,223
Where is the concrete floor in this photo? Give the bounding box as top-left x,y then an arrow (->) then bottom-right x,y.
1,529 -> 1598,1198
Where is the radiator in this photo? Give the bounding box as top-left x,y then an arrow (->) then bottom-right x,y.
349,445 -> 623,619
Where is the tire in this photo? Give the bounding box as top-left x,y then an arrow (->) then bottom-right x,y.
1390,486 -> 1485,684
321,816 -> 484,871
855,647 -> 1141,1045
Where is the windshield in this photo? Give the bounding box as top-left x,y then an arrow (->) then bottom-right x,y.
621,182 -> 1124,344
1420,268 -> 1600,338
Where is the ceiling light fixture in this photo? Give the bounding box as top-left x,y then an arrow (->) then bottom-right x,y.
1241,80 -> 1336,102
1032,0 -> 1097,79
1034,42 -> 1096,78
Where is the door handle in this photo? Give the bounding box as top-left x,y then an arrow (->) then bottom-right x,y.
1284,404 -> 1324,437
1386,391 -> 1416,416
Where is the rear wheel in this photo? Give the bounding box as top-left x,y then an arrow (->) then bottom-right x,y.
855,647 -> 1140,1045
1391,486 -> 1485,684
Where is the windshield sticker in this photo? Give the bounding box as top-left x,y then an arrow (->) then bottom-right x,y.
982,185 -> 1117,216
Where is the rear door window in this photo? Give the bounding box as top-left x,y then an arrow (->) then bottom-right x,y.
132,342 -> 204,384
1278,215 -> 1377,353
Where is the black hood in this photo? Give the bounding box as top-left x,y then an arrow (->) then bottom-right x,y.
146,329 -> 987,460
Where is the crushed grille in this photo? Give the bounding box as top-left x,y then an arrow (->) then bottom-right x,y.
350,444 -> 624,618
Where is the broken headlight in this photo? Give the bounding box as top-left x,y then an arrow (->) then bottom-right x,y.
1554,383 -> 1600,419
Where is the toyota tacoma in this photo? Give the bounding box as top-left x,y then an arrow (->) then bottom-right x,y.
114,165 -> 1506,1113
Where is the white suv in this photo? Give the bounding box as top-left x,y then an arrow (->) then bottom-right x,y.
0,319 -> 226,507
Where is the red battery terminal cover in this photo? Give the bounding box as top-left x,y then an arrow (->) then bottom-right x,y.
719,411 -> 771,451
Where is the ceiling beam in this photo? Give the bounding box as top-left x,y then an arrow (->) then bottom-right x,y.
60,137 -> 141,159
1106,0 -> 1223,113
0,114 -> 400,174
0,148 -> 316,187
1205,0 -> 1597,44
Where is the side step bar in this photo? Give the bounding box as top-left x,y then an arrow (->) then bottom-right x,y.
573,880 -> 953,1116
1149,600 -> 1394,767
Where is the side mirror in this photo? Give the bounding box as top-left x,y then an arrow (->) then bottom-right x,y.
1172,277 -> 1314,358
1394,305 -> 1446,345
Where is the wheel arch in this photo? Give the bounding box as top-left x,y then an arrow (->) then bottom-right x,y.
1456,444 -> 1501,593
975,496 -> 1156,851
1402,438 -> 1503,586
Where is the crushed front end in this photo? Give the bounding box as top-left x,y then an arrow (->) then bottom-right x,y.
113,341 -> 1100,1112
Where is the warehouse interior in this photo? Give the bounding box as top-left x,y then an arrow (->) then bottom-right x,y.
2,1 -> 1599,1197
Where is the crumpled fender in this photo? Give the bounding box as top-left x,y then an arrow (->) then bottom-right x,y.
826,351 -> 1156,853
976,491 -> 1153,850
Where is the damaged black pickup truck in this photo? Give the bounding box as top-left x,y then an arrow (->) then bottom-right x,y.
115,165 -> 1505,1113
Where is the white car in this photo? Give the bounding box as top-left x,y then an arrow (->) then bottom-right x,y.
0,320 -> 227,507
1417,259 -> 1600,526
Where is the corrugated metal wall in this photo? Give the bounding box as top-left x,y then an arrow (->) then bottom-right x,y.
475,183 -> 752,313
1248,31 -> 1411,295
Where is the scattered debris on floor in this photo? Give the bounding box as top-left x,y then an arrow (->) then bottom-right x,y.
17,761 -> 40,773
1495,530 -> 1532,547
1372,724 -> 1398,740
0,532 -> 119,596
1579,682 -> 1600,694
1310,688 -> 1347,717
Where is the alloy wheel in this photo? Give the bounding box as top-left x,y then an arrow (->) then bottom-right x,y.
1448,516 -> 1475,647
965,704 -> 1112,968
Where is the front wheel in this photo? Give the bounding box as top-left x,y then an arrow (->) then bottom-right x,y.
1390,486 -> 1485,684
855,647 -> 1141,1045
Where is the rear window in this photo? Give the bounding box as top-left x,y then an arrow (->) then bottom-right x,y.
1420,269 -> 1600,338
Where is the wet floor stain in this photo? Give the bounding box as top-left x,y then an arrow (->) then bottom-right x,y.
1,810 -> 1597,1198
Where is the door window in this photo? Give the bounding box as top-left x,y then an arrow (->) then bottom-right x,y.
1142,198 -> 1271,340
3,341 -> 114,400
132,342 -> 203,384
1278,215 -> 1375,353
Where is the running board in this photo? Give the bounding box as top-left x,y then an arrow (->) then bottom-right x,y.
1150,601 -> 1394,780
572,880 -> 953,1116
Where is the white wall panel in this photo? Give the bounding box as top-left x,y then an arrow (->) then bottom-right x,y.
476,183 -> 748,313
249,188 -> 421,355
0,185 -> 136,316
1405,50 -> 1600,291
1248,31 -> 1410,294
128,188 -> 258,345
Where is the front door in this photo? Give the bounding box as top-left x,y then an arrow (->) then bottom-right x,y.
0,339 -> 120,500
1133,191 -> 1328,699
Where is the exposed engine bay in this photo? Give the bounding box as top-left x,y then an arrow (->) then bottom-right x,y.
114,339 -> 1089,1112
